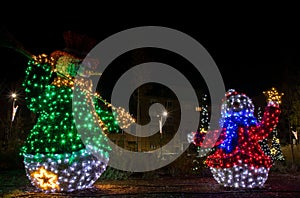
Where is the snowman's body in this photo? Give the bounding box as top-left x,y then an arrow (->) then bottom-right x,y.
207,113 -> 276,188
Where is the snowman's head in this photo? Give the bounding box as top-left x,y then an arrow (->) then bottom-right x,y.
49,31 -> 101,78
50,51 -> 100,78
221,89 -> 255,118
50,50 -> 81,77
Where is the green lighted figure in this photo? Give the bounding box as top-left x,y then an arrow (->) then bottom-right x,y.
19,31 -> 134,192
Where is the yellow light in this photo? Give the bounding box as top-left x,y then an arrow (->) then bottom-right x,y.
263,87 -> 284,104
270,147 -> 277,155
200,128 -> 207,133
31,166 -> 60,191
195,106 -> 202,112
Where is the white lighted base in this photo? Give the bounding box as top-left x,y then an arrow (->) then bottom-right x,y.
23,149 -> 108,192
210,164 -> 269,188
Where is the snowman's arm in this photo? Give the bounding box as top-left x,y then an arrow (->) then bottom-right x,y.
23,55 -> 53,113
192,129 -> 226,148
93,97 -> 121,133
252,102 -> 280,140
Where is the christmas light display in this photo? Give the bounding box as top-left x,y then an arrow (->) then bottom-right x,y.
20,32 -> 134,192
258,138 -> 272,161
192,88 -> 282,188
258,88 -> 285,163
258,126 -> 285,162
263,88 -> 285,162
192,94 -> 214,158
199,93 -> 209,131
269,128 -> 285,161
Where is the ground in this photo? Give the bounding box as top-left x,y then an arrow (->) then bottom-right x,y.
1,169 -> 300,197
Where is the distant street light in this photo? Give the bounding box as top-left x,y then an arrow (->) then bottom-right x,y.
158,111 -> 168,137
11,93 -> 18,124
157,111 -> 168,159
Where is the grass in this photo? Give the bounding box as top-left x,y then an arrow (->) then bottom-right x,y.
0,169 -> 31,195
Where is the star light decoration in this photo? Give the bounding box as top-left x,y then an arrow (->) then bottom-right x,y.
270,147 -> 277,156
31,167 -> 59,191
263,87 -> 284,105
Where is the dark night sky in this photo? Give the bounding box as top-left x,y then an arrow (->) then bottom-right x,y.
1,11 -> 299,100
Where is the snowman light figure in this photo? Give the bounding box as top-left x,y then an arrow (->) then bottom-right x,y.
192,88 -> 282,188
20,31 -> 134,192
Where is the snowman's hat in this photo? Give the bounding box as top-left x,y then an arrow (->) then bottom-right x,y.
62,30 -> 98,59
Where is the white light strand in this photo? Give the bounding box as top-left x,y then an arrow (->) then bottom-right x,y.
24,149 -> 108,192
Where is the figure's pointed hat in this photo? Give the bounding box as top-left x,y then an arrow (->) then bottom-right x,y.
62,30 -> 98,58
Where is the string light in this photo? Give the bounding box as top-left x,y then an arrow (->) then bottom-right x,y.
260,88 -> 285,162
24,149 -> 108,192
191,89 -> 281,188
21,51 -> 134,192
199,94 -> 209,131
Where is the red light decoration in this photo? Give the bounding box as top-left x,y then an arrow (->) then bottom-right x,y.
191,88 -> 282,188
